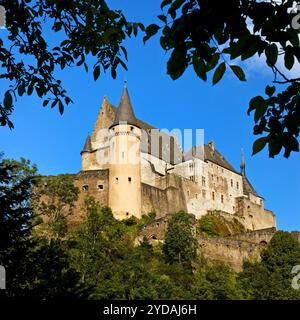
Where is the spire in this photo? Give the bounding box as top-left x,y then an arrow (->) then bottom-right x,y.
110,82 -> 140,128
240,148 -> 245,176
80,134 -> 92,155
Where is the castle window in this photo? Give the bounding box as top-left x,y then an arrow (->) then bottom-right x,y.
128,177 -> 132,183
231,179 -> 233,187
202,176 -> 206,187
126,212 -> 129,216
221,194 -> 224,203
130,126 -> 134,131
82,185 -> 89,192
122,152 -> 125,159
195,193 -> 198,199
212,192 -> 215,200
202,190 -> 206,199
98,185 -> 104,191
116,177 -> 119,184
237,182 -> 239,189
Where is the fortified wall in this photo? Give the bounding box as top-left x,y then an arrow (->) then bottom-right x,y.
140,217 -> 292,272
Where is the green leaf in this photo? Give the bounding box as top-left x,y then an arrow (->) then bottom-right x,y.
58,101 -> 64,115
43,100 -> 49,107
252,137 -> 268,155
158,14 -> 167,24
18,84 -> 25,97
269,138 -> 282,158
4,91 -> 13,109
192,53 -> 207,81
230,65 -> 246,81
161,0 -> 172,9
265,44 -> 278,67
265,85 -> 276,97
248,96 -> 265,115
93,66 -> 101,81
143,24 -> 160,43
212,62 -> 226,85
254,104 -> 268,123
167,48 -> 186,80
284,49 -> 294,70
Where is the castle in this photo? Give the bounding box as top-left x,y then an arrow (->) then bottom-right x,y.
73,83 -> 276,232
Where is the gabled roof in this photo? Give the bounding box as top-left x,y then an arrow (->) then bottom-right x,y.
110,83 -> 140,128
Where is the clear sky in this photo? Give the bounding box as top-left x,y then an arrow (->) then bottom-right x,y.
1,1 -> 299,231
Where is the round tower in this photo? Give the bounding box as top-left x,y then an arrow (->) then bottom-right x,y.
80,134 -> 92,171
108,83 -> 142,220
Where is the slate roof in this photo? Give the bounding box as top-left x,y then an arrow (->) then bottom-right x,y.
242,175 -> 259,197
80,135 -> 92,154
185,144 -> 239,174
110,83 -> 140,128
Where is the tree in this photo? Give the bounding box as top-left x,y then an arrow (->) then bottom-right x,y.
145,0 -> 300,158
34,174 -> 79,239
163,211 -> 196,270
238,231 -> 300,299
0,0 -> 144,128
0,155 -> 37,297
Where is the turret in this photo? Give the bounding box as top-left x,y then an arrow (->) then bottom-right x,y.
81,134 -> 92,171
108,83 -> 142,219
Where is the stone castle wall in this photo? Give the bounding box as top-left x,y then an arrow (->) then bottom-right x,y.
140,218 -> 278,272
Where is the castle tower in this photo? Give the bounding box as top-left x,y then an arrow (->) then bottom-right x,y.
81,134 -> 92,171
108,83 -> 142,220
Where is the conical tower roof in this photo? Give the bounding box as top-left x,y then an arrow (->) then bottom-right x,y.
80,135 -> 92,154
110,82 -> 140,128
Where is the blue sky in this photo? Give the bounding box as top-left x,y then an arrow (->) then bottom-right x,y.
1,0 -> 299,231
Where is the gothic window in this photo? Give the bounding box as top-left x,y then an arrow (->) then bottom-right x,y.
82,185 -> 89,192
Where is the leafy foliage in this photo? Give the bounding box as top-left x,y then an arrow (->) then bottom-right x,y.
145,0 -> 300,158
34,174 -> 79,239
0,0 -> 144,128
238,231 -> 300,300
163,211 -> 196,270
1,157 -> 300,299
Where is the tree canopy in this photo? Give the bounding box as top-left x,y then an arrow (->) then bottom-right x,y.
1,1 -> 300,157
